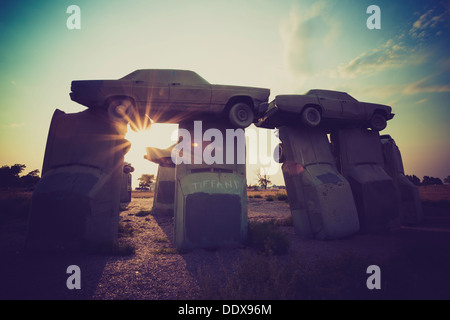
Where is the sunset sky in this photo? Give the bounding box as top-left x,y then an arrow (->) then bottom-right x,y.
0,0 -> 449,187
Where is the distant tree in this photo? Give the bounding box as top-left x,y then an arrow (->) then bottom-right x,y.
422,176 -> 443,186
20,169 -> 41,188
444,175 -> 450,184
256,168 -> 271,190
0,164 -> 27,188
138,174 -> 154,189
406,174 -> 421,186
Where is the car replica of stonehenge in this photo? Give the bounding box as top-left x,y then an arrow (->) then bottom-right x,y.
26,69 -> 422,252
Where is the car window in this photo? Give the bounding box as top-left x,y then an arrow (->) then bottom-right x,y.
306,89 -> 358,102
172,70 -> 209,85
120,70 -> 173,83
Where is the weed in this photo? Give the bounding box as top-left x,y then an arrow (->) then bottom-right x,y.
275,193 -> 288,201
246,221 -> 290,255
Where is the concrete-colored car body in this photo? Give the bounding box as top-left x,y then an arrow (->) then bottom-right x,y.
145,145 -> 176,214
70,69 -> 270,128
278,126 -> 360,240
257,89 -> 394,131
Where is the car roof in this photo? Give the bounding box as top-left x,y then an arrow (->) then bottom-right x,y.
306,89 -> 358,102
120,69 -> 209,84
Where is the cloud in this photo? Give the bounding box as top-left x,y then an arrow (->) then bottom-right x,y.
409,6 -> 449,40
336,39 -> 419,78
403,74 -> 450,94
9,123 -> 24,128
416,98 -> 427,104
280,2 -> 337,76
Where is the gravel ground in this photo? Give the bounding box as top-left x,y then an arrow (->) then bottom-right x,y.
1,195 -> 449,299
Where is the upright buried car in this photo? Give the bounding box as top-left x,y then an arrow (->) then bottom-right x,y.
70,69 -> 270,129
257,89 -> 394,131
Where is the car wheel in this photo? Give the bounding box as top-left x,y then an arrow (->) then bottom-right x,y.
228,102 -> 254,128
301,106 -> 321,127
107,98 -> 134,123
370,113 -> 387,131
274,143 -> 285,163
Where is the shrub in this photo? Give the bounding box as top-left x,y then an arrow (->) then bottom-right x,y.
253,194 -> 262,199
247,221 -> 290,255
265,195 -> 274,201
275,193 -> 288,201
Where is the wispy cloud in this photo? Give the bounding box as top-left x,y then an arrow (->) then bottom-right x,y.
409,6 -> 450,40
335,38 -> 427,79
280,2 -> 337,76
9,123 -> 24,128
337,39 -> 406,78
403,74 -> 450,95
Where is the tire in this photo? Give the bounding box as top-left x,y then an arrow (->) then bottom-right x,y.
274,143 -> 285,163
370,113 -> 387,131
301,106 -> 321,127
228,102 -> 254,128
107,98 -> 134,123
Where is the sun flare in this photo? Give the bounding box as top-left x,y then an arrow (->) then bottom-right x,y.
124,122 -> 179,188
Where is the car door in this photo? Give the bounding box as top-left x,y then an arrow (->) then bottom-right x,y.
132,70 -> 169,107
317,95 -> 343,119
340,94 -> 362,119
168,71 -> 211,109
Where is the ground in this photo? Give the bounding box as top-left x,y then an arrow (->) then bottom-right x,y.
0,186 -> 449,299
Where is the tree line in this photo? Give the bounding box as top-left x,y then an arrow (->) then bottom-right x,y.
406,174 -> 450,186
0,164 -> 40,188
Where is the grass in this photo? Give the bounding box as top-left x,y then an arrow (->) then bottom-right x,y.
0,191 -> 32,223
198,250 -> 383,300
275,192 -> 288,201
198,250 -> 301,300
246,221 -> 290,255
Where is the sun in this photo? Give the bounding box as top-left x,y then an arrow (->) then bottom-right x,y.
124,122 -> 179,189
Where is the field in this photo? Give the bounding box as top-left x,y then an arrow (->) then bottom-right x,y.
0,185 -> 449,300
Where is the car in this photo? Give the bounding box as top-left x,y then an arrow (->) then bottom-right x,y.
70,69 -> 270,129
256,89 -> 394,131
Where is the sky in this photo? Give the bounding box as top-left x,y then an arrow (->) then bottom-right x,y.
0,0 -> 449,187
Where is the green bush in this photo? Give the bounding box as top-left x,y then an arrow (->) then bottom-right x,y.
253,194 -> 262,199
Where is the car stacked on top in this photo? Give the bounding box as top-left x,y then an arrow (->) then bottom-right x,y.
70,69 -> 270,129
257,89 -> 394,131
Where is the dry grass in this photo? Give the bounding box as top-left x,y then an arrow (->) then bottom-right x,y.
418,184 -> 450,202
131,191 -> 154,198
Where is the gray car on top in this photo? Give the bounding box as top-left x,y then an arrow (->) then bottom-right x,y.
257,89 -> 394,131
70,69 -> 270,129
